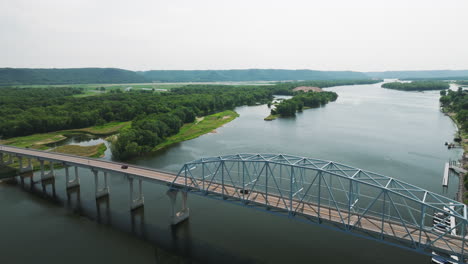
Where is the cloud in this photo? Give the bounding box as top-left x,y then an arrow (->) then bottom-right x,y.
0,0 -> 467,71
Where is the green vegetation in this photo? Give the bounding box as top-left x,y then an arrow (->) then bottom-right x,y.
0,133 -> 68,150
0,68 -> 148,85
440,88 -> 468,137
381,81 -> 450,91
440,88 -> 468,204
457,81 -> 468,86
1,79 -> 378,160
264,114 -> 279,121
154,110 -> 239,150
0,121 -> 130,150
271,91 -> 338,117
109,85 -> 278,160
0,84 -> 278,139
53,143 -> 107,158
68,121 -> 131,135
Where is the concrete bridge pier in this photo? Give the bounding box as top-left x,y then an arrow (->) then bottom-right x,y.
167,189 -> 189,225
128,176 -> 144,211
93,169 -> 109,199
39,159 -> 55,181
18,156 -> 33,173
0,152 -> 14,165
65,165 -> 80,189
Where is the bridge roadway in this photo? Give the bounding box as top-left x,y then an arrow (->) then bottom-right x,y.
0,145 -> 466,259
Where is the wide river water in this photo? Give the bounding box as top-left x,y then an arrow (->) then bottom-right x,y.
0,81 -> 463,263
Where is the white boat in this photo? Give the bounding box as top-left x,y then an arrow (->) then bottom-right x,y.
431,206 -> 459,263
431,251 -> 459,264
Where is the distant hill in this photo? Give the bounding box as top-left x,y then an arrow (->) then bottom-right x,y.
1,68 -> 467,85
365,70 -> 468,80
139,69 -> 369,82
0,68 -> 149,85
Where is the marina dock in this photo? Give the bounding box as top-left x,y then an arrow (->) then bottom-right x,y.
443,162 -> 450,187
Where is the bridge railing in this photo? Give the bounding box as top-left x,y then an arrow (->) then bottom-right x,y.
172,154 -> 468,257
0,144 -> 177,177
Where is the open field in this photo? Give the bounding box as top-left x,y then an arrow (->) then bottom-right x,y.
53,143 -> 107,158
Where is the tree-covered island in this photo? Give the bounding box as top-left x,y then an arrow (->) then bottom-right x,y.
381,81 -> 450,91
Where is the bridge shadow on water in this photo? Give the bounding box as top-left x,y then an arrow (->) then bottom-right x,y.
6,174 -> 262,264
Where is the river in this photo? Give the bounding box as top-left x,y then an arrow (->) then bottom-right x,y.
0,81 -> 463,263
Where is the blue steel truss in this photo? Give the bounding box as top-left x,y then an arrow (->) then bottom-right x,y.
171,154 -> 468,262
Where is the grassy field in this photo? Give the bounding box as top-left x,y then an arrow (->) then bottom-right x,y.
67,121 -> 131,135
154,110 -> 239,151
0,121 -> 130,149
264,114 -> 279,121
0,133 -> 68,149
53,143 -> 107,158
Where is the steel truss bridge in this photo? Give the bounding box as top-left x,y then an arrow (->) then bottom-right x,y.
173,154 -> 468,262
0,146 -> 467,262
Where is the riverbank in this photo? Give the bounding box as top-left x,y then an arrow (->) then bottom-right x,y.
0,121 -> 129,150
264,114 -> 279,121
153,110 -> 239,151
442,109 -> 467,204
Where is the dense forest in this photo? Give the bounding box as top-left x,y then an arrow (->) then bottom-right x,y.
440,88 -> 468,132
0,79 -> 379,159
381,81 -> 450,91
272,91 -> 338,117
0,85 -> 273,137
111,85 -> 279,159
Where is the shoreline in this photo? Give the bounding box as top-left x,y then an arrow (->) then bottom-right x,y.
152,110 -> 239,152
0,121 -> 130,151
442,108 -> 467,204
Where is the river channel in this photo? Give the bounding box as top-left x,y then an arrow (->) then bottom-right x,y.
0,81 -> 463,263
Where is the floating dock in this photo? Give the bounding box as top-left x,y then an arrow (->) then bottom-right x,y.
443,162 -> 450,187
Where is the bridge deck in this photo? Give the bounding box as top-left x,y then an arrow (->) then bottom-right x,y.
177,178 -> 467,256
1,145 -> 466,257
0,145 -> 177,184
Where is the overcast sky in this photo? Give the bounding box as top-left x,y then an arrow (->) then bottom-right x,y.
0,0 -> 467,71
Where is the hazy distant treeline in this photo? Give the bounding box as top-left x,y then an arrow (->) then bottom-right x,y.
0,68 -> 148,85
1,67 -> 467,85
139,69 -> 369,82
